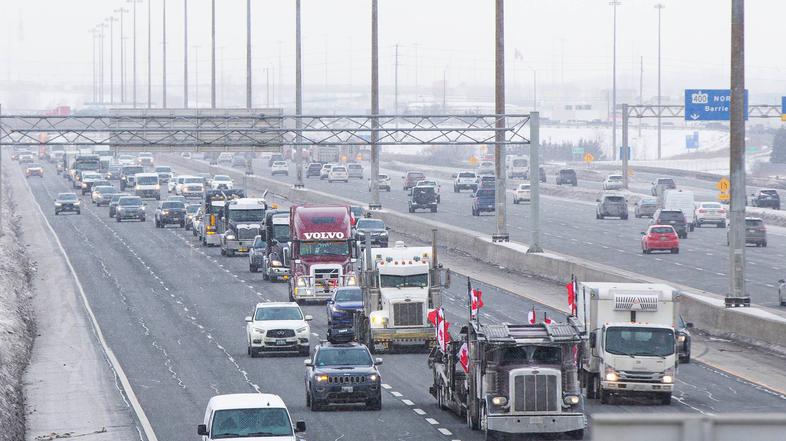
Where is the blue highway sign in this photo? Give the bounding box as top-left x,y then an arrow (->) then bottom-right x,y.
684,89 -> 748,121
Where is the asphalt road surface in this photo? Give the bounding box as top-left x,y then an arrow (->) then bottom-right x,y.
17,158 -> 784,440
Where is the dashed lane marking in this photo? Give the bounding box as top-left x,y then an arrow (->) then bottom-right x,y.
438,428 -> 453,436
413,408 -> 426,415
425,418 -> 439,425
401,399 -> 414,406
381,384 -> 392,390
390,391 -> 403,397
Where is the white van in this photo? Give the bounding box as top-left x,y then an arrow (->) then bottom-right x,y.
506,155 -> 529,179
197,394 -> 306,440
663,189 -> 696,231
134,172 -> 161,200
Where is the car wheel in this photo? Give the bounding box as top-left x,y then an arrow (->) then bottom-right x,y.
660,393 -> 672,405
762,241 -> 768,248
306,389 -> 311,407
262,268 -> 269,280
250,265 -> 257,273
116,216 -> 121,222
367,394 -> 382,411
140,217 -> 145,222
431,207 -> 437,213
672,248 -> 679,254
310,395 -> 321,411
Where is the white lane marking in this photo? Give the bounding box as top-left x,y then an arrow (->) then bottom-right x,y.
438,428 -> 452,436
425,418 -> 439,425
381,384 -> 392,390
390,391 -> 403,397
413,408 -> 426,415
716,272 -> 725,276
20,174 -> 160,441
311,333 -> 319,337
401,399 -> 414,406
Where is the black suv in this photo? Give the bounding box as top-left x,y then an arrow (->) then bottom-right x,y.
155,200 -> 186,228
556,169 -> 577,186
408,186 -> 438,213
304,342 -> 382,411
750,189 -> 780,210
306,163 -> 323,178
652,209 -> 688,239
354,218 -> 389,248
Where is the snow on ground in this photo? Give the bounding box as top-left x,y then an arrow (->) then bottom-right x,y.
0,174 -> 34,441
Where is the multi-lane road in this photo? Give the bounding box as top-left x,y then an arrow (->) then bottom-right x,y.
12,157 -> 779,440
208,158 -> 786,308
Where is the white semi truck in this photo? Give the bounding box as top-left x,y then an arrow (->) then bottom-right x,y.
354,236 -> 449,353
574,282 -> 679,405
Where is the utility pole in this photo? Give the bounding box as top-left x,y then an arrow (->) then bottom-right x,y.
265,67 -> 270,107
727,0 -> 748,308
246,0 -> 252,109
610,1 -> 621,161
107,17 -> 117,104
183,0 -> 188,108
493,0 -> 508,242
370,0 -> 381,210
655,3 -> 665,160
394,44 -> 399,117
162,0 -> 167,108
116,7 -> 127,103
294,0 -> 304,188
442,68 -> 447,112
533,69 -> 537,110
639,55 -> 643,137
194,46 -> 199,108
622,103 -> 629,189
211,0 -> 216,108
147,0 -> 152,108
528,111 -> 542,253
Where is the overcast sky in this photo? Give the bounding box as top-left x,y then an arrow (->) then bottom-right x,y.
1,0 -> 785,109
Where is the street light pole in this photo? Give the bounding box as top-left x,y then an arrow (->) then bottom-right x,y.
99,22 -> 106,103
246,0 -> 252,109
128,0 -> 141,108
370,0 -> 381,210
90,28 -> 98,103
493,0 -> 508,242
655,3 -> 665,160
162,0 -> 167,108
727,0 -> 748,307
295,0 -> 304,189
107,17 -> 117,104
183,0 -> 188,108
610,1 -> 621,161
211,0 -> 216,108
116,7 -> 127,103
147,0 -> 152,108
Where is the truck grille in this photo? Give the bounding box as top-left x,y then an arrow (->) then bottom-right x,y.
314,268 -> 340,288
236,227 -> 259,240
393,302 -> 423,327
513,374 -> 558,412
328,375 -> 367,384
266,329 -> 295,338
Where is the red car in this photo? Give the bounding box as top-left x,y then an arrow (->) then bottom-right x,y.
641,225 -> 679,254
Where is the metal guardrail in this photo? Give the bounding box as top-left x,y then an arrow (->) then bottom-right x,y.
592,413 -> 786,441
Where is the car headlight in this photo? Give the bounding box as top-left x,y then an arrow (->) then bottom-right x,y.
296,326 -> 309,334
605,366 -> 619,382
563,395 -> 580,405
154,184 -> 160,190
491,396 -> 508,406
270,260 -> 282,267
74,201 -> 81,206
662,367 -> 674,384
346,274 -> 357,286
225,234 -> 236,241
380,231 -> 388,236
368,374 -> 379,382
678,335 -> 686,343
55,202 -> 62,206
315,374 -> 329,383
253,327 -> 266,334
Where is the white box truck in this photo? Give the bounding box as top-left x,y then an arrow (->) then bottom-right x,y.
663,189 -> 696,231
574,282 -> 679,405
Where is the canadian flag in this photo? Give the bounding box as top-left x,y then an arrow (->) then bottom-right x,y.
435,308 -> 451,353
470,289 -> 484,319
458,342 -> 469,373
527,306 -> 536,325
543,312 -> 553,325
566,280 -> 577,316
427,308 -> 438,326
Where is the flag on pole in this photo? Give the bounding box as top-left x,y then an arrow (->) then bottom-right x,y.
435,307 -> 451,353
566,279 -> 577,316
527,306 -> 536,324
470,289 -> 484,319
458,342 -> 469,373
543,312 -> 553,325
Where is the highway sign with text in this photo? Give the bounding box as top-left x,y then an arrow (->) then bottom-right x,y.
685,89 -> 748,121
782,96 -> 786,122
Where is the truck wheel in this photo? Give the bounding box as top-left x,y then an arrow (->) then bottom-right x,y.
227,250 -> 235,257
599,388 -> 610,404
586,373 -> 599,399
250,265 -> 257,273
466,400 -> 480,430
220,248 -> 226,256
262,269 -> 269,280
689,223 -> 695,232
431,207 -> 437,213
660,393 -> 672,405
567,429 -> 585,440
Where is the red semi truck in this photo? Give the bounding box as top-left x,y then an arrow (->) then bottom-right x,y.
288,205 -> 356,303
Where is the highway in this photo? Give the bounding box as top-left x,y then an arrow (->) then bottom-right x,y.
11,156 -> 775,440
185,158 -> 786,308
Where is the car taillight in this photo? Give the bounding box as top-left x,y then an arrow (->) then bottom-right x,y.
758,227 -> 766,232
698,209 -> 706,213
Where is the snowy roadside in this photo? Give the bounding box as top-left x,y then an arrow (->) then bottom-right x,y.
0,173 -> 35,441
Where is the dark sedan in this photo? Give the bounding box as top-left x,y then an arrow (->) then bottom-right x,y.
155,200 -> 186,228
354,218 -> 389,248
54,193 -> 81,215
108,193 -> 131,218
304,342 -> 382,411
115,196 -> 146,222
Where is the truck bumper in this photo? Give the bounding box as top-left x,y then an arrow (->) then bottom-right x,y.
204,232 -> 222,246
293,286 -> 333,301
371,327 -> 436,346
224,239 -> 254,253
602,381 -> 673,393
487,413 -> 586,434
267,266 -> 290,280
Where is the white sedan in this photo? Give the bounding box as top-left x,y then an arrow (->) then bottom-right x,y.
513,182 -> 531,204
245,302 -> 312,357
328,165 -> 349,183
271,161 -> 289,176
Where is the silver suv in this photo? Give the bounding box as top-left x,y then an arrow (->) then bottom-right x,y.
596,194 -> 629,220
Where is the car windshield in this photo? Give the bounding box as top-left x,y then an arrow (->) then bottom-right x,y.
350,207 -> 363,217
348,164 -> 362,169
95,186 -> 116,193
315,347 -> 372,367
378,174 -> 389,180
380,273 -> 428,289
273,162 -> 287,167
701,203 -> 722,209
186,205 -> 200,214
119,197 -> 142,206
357,219 -> 385,230
184,177 -> 203,184
475,189 -> 494,198
650,227 -> 674,234
657,179 -> 675,186
608,175 -> 622,181
161,202 -> 184,209
309,164 -> 321,170
334,288 -> 362,302
745,219 -> 764,227
640,198 -> 657,205
123,167 -> 144,175
299,241 -> 349,256
271,224 -> 290,242
408,173 -> 425,180
111,194 -> 129,202
254,307 -> 302,321
136,176 -> 158,185
604,196 -> 625,203
155,166 -> 171,172
659,211 -> 684,221
332,167 -> 347,172
458,172 -> 475,178
210,408 -> 293,439
57,193 -> 78,201
518,185 -> 530,190
605,327 -> 675,357
512,159 -> 527,167
214,175 -> 230,182
761,190 -> 778,196
229,209 -> 265,222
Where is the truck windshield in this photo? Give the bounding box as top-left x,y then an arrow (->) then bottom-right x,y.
271,225 -> 290,242
299,241 -> 349,256
380,273 -> 428,289
229,209 -> 265,222
137,176 -> 158,185
512,159 -> 527,167
211,408 -> 293,438
500,345 -> 562,365
605,327 -> 675,357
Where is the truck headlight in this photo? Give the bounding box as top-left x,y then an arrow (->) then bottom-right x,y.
270,260 -> 282,267
154,184 -> 160,190
346,274 -> 357,286
491,396 -> 508,406
297,277 -> 307,287
55,202 -> 62,206
678,335 -> 686,343
662,367 -> 674,384
225,234 -> 236,241
563,395 -> 580,405
605,366 -> 619,382
370,315 -> 388,327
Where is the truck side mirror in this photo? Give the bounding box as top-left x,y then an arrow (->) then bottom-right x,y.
295,421 -> 307,433
589,332 -> 597,348
197,424 -> 208,436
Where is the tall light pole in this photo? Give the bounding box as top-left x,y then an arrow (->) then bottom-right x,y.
115,7 -> 128,103
295,0 -> 304,188
727,0 -> 748,307
370,0 -> 381,209
655,3 -> 665,160
246,0 -> 252,109
128,0 -> 142,108
211,0 -> 216,108
90,28 -> 98,103
147,0 -> 152,108
162,0 -> 167,108
183,0 -> 189,108
106,17 -> 117,104
98,22 -> 107,103
610,1 -> 621,161
493,0 -> 508,242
